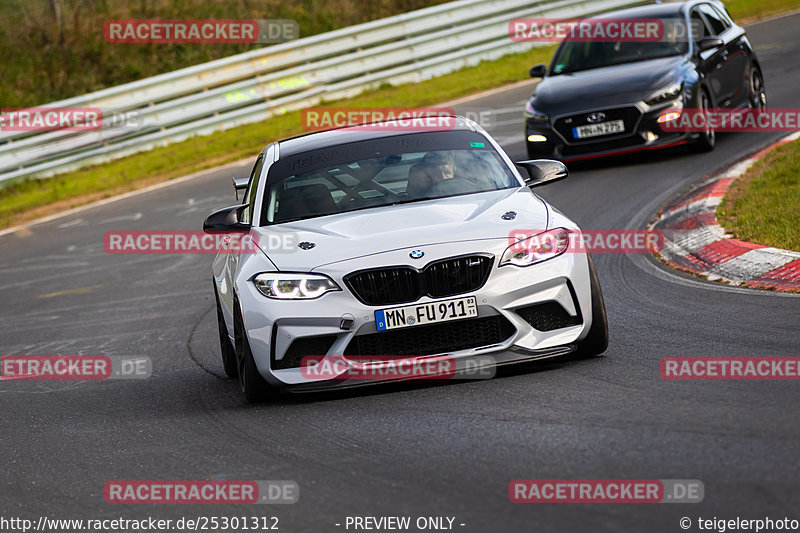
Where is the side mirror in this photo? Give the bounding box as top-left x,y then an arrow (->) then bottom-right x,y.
203,204 -> 250,232
232,177 -> 249,201
515,159 -> 568,188
529,63 -> 547,78
697,37 -> 723,52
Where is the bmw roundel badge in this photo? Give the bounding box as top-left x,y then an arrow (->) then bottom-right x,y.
409,250 -> 424,259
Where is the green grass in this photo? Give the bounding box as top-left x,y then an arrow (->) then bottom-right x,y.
723,0 -> 800,21
717,138 -> 800,251
0,0 -> 452,107
0,45 -> 556,229
1,0 -> 794,106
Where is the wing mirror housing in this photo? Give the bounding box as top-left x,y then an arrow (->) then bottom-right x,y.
203,204 -> 250,232
697,37 -> 724,52
529,63 -> 547,78
515,159 -> 568,188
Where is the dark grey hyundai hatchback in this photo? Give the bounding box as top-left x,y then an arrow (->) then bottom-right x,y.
523,0 -> 766,162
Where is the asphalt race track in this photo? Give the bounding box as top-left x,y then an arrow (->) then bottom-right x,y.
1,13 -> 799,533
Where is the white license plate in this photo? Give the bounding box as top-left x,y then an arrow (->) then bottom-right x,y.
375,296 -> 478,331
572,120 -> 625,139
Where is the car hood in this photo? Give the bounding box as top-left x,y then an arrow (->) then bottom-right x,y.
534,56 -> 688,114
254,188 -> 549,271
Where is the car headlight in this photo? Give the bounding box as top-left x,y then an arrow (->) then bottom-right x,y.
524,99 -> 549,121
500,228 -> 571,267
644,82 -> 683,106
253,273 -> 340,299
657,99 -> 684,124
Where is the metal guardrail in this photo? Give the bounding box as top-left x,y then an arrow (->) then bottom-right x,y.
0,0 -> 648,185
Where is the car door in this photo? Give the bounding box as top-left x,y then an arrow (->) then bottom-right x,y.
700,3 -> 750,108
691,6 -> 727,107
695,3 -> 743,108
218,153 -> 264,331
232,151 -> 264,270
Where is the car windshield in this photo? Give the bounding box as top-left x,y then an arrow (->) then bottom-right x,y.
550,16 -> 690,75
261,131 -> 519,225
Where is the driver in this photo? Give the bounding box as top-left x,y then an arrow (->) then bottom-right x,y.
406,151 -> 462,198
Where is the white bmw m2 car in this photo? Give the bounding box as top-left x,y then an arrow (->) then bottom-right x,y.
205,116 -> 607,402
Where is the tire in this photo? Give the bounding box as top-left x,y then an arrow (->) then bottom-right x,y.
213,282 -> 238,379
749,68 -> 767,110
234,299 -> 278,403
688,89 -> 715,153
573,254 -> 609,358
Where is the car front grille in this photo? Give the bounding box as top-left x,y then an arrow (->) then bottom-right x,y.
554,106 -> 642,144
343,315 -> 515,357
425,255 -> 492,298
344,267 -> 420,306
516,302 -> 581,331
344,254 -> 493,306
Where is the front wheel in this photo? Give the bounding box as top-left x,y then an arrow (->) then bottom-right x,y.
688,89 -> 716,153
573,254 -> 609,358
214,282 -> 238,379
234,300 -> 278,403
749,68 -> 767,110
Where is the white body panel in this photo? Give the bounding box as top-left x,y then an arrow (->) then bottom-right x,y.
211,122 -> 598,391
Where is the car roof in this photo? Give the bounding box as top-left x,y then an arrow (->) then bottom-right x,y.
276,115 -> 474,158
595,2 -> 686,18
596,0 -> 731,19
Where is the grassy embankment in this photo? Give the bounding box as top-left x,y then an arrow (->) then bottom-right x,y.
718,138 -> 800,252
